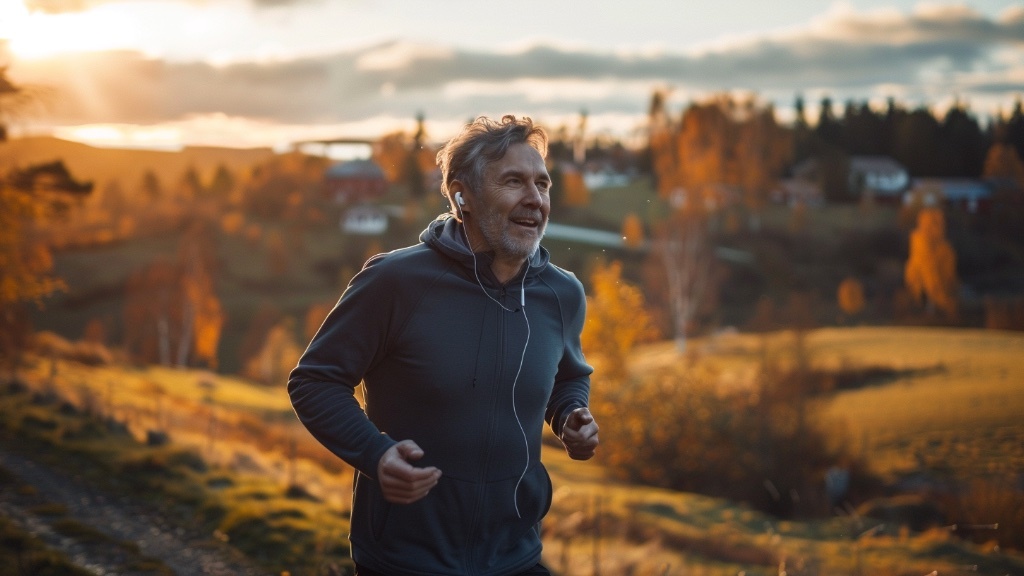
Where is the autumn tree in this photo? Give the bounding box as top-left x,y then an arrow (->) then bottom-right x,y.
123,258 -> 181,366
621,213 -> 645,249
244,316 -> 303,385
176,222 -> 224,368
837,276 -> 866,320
122,222 -> 224,368
651,92 -> 790,226
647,89 -> 678,198
905,207 -> 958,319
581,261 -> 656,380
1,68 -> 93,372
734,101 -> 792,229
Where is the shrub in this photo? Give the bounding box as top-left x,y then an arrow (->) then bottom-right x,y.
593,338 -> 874,518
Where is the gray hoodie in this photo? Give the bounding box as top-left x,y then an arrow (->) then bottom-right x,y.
288,216 -> 592,575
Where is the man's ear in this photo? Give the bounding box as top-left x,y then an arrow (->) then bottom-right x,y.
451,182 -> 470,213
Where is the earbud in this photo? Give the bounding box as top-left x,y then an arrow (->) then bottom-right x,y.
455,191 -> 465,206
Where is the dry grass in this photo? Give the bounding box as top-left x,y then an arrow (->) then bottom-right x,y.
9,324 -> 1024,575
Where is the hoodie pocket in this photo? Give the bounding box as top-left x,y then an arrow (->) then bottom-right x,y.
367,474 -> 477,573
475,462 -> 553,569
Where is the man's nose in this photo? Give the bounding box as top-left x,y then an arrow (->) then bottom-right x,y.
523,182 -> 544,206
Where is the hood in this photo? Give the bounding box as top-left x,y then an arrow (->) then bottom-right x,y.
420,215 -> 550,285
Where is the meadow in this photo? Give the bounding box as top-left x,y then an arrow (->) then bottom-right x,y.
3,325 -> 1023,575
5,138 -> 1024,575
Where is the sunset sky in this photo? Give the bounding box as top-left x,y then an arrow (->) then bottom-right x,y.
1,0 -> 1022,151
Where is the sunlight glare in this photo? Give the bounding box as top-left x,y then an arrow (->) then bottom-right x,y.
5,1 -> 139,59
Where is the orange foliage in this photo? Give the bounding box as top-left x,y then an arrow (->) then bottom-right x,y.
837,276 -> 866,318
905,208 -> 958,319
220,211 -> 245,235
621,213 -> 645,249
560,169 -> 590,207
983,142 -> 1024,185
303,301 -> 334,343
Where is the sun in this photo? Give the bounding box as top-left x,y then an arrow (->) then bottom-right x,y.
0,0 -> 137,60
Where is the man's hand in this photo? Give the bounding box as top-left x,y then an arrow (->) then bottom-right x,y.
560,407 -> 599,460
377,440 -> 442,504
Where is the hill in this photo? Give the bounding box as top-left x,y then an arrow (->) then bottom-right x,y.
0,135 -> 276,192
3,326 -> 1023,575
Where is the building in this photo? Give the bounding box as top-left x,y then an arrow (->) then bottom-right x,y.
787,155 -> 910,204
323,159 -> 388,205
848,156 -> 910,203
908,178 -> 994,213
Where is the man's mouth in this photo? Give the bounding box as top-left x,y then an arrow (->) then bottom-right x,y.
511,216 -> 542,229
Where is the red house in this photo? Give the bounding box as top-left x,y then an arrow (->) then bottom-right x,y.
323,159 -> 388,204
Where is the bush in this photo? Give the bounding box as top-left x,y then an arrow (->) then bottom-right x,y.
593,339 -> 874,518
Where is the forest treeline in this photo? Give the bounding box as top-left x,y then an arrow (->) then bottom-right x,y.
4,58 -> 1024,377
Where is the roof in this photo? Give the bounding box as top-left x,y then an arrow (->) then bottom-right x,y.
325,159 -> 386,180
913,178 -> 993,201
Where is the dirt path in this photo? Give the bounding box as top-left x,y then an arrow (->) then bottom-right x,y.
0,448 -> 272,576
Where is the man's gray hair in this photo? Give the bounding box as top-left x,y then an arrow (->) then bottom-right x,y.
436,115 -> 548,206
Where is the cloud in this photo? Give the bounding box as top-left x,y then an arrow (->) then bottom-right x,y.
9,4 -> 1024,139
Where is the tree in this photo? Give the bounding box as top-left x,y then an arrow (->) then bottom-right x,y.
620,213 -> 645,249
734,101 -> 792,230
905,207 -> 958,319
647,89 -> 678,199
207,163 -> 236,200
140,168 -> 163,202
122,223 -> 224,368
123,258 -> 181,366
244,317 -> 303,385
177,165 -> 204,201
581,261 -> 656,380
177,223 -> 224,369
652,206 -> 717,351
1,67 -> 94,373
837,276 -> 866,319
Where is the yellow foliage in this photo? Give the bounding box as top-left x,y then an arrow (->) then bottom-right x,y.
581,261 -> 656,380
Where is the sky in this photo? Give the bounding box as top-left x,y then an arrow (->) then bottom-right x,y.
1,0 -> 1022,152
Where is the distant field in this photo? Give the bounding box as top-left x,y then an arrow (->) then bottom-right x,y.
631,326 -> 1024,482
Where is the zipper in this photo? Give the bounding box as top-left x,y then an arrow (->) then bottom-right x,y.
466,287 -> 509,574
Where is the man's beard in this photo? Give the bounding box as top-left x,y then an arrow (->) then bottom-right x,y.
478,209 -> 545,261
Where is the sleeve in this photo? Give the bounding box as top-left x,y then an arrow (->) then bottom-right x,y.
287,255 -> 397,478
545,276 -> 593,437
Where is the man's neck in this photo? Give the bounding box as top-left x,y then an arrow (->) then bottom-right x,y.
490,256 -> 526,285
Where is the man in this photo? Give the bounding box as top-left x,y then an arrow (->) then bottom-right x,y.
288,115 -> 599,576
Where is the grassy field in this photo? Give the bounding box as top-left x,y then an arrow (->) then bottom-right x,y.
5,325 -> 1023,575
631,327 -> 1024,482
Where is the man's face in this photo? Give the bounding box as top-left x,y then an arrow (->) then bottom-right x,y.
466,142 -> 551,262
